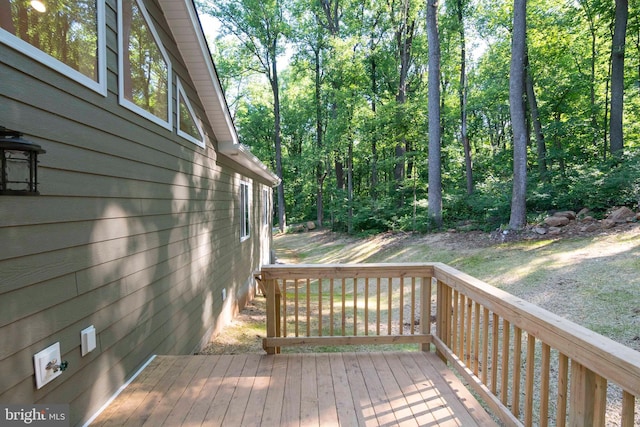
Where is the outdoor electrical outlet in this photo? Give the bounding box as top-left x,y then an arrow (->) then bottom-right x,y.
81,325 -> 97,356
34,342 -> 66,389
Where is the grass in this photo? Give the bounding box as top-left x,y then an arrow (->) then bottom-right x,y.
273,228 -> 640,351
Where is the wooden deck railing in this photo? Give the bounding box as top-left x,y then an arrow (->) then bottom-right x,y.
260,263 -> 640,427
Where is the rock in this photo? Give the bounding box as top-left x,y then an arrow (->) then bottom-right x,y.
636,213 -> 640,221
577,208 -> 590,217
544,216 -> 570,227
306,221 -> 317,230
554,211 -> 577,220
580,224 -> 599,232
608,206 -> 635,223
532,227 -> 547,235
582,216 -> 595,222
288,224 -> 305,233
548,227 -> 562,235
601,219 -> 617,229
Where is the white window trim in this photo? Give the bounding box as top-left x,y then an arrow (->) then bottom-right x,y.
176,78 -> 205,148
263,188 -> 270,226
117,0 -> 172,130
240,180 -> 251,241
0,1 -> 107,96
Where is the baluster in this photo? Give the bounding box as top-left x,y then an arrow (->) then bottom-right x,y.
353,278 -> 358,336
452,290 -> 459,354
473,301 -> 480,375
435,280 -> 452,362
465,297 -> 472,366
557,353 -> 568,427
318,278 -> 323,337
491,313 -> 499,394
282,279 -> 288,337
294,278 -> 299,337
364,277 -> 369,336
376,277 -> 381,336
328,278 -> 333,336
540,343 -> 551,427
501,319 -> 511,405
525,334 -> 536,427
459,294 -> 466,360
306,278 -> 311,336
621,391 -> 635,427
341,278 -> 346,335
481,307 -> 490,385
399,276 -> 404,335
512,327 -> 522,418
387,278 -> 392,335
411,277 -> 416,335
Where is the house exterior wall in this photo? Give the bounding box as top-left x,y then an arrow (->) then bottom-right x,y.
0,0 -> 273,425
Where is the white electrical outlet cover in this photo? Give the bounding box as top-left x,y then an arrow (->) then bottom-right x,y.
34,342 -> 62,389
81,325 -> 97,356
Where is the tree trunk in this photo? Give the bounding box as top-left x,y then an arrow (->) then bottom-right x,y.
427,0 -> 442,228
394,1 -> 415,204
314,47 -> 325,228
525,49 -> 547,180
370,54 -> 379,199
457,0 -> 473,195
609,0 -> 628,155
553,111 -> 566,176
271,45 -> 286,232
347,140 -> 354,234
509,0 -> 528,230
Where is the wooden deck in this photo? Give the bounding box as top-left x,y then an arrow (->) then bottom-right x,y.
90,352 -> 497,426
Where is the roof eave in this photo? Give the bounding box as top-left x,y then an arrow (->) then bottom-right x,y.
219,141 -> 281,186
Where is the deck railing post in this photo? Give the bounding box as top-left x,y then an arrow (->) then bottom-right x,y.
569,360 -> 607,427
264,278 -> 281,354
435,279 -> 452,362
420,276 -> 432,352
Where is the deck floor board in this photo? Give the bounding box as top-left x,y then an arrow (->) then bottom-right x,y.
91,352 -> 497,427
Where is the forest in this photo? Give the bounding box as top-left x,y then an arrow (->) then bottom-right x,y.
197,0 -> 640,234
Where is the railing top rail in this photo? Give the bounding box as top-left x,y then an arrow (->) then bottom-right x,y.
261,262 -> 437,280
432,262 -> 640,396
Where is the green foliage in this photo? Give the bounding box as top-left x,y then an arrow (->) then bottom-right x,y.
201,0 -> 640,235
551,151 -> 640,213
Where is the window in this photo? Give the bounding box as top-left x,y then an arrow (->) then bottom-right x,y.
240,181 -> 250,240
0,0 -> 106,94
176,78 -> 205,148
118,0 -> 171,129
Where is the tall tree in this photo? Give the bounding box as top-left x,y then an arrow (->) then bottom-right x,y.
509,0 -> 528,230
427,0 -> 442,227
524,48 -> 546,179
392,0 -> 416,196
316,0 -> 346,192
200,0 -> 289,231
609,0 -> 628,154
291,4 -> 329,228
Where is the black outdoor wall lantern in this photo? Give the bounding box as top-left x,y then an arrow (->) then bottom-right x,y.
0,127 -> 46,195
